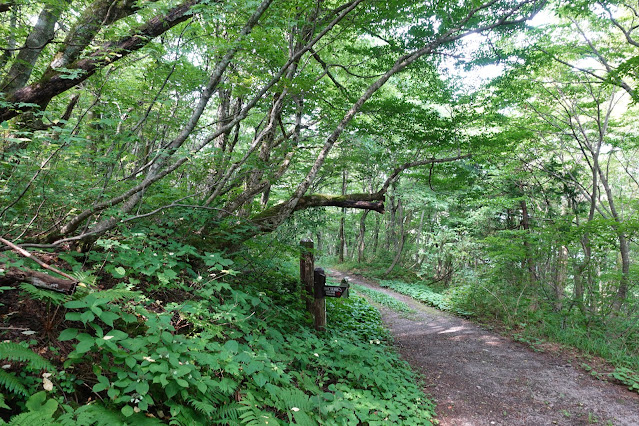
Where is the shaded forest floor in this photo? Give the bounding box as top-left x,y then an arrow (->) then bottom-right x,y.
328,271 -> 639,426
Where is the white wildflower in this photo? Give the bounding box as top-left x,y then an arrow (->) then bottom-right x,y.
291,407 -> 300,412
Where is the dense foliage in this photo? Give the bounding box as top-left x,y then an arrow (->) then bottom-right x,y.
0,241 -> 436,424
2,0 -> 639,422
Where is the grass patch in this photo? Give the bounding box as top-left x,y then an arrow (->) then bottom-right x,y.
351,284 -> 415,314
378,279 -> 473,317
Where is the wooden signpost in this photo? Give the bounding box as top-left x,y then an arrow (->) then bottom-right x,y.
300,239 -> 349,331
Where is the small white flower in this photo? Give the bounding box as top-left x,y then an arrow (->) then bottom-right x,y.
291,407 -> 300,412
143,356 -> 156,363
153,253 -> 157,256
103,335 -> 114,340
169,252 -> 174,256
313,353 -> 319,357
134,406 -> 141,413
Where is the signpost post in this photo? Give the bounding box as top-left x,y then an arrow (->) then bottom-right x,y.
300,239 -> 326,331
300,240 -> 350,331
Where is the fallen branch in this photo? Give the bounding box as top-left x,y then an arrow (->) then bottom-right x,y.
0,266 -> 77,294
0,237 -> 77,294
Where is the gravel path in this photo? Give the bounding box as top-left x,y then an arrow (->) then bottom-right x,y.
328,271 -> 639,426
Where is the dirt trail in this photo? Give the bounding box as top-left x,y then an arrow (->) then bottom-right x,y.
328,271 -> 639,426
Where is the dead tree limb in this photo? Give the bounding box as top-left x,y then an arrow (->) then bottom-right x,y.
0,266 -> 76,294
0,237 -> 77,293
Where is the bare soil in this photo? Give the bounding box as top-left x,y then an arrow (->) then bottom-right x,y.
328,271 -> 639,426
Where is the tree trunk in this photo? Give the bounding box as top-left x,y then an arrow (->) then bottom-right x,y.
554,245 -> 568,312
338,170 -> 347,263
357,210 -> 369,263
385,201 -> 404,275
372,213 -> 380,256
520,199 -> 538,283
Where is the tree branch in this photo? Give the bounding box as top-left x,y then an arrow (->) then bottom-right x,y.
0,0 -> 199,122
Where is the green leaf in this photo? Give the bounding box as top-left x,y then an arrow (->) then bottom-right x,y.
135,381 -> 149,395
58,328 -> 79,341
113,267 -> 126,278
121,405 -> 134,417
253,373 -> 268,387
65,300 -> 88,309
75,339 -> 94,354
99,311 -> 119,327
25,391 -> 58,416
224,340 -> 239,354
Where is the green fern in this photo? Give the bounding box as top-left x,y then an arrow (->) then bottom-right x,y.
187,397 -> 215,416
0,344 -> 53,397
0,342 -> 54,370
93,287 -> 139,302
70,271 -> 97,288
0,392 -> 9,409
214,402 -> 242,423
168,405 -> 206,426
0,370 -> 27,396
19,283 -> 68,305
70,403 -> 127,426
6,411 -> 61,426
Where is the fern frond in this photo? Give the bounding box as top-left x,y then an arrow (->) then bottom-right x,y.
187,397 -> 215,415
19,284 -> 68,305
72,403 -> 125,426
8,411 -> 61,426
0,342 -> 54,371
0,370 -> 27,396
215,402 -> 242,422
70,271 -> 97,288
0,391 -> 9,409
93,288 -> 139,303
168,405 -> 206,426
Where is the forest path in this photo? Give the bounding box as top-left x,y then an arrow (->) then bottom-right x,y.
327,270 -> 639,426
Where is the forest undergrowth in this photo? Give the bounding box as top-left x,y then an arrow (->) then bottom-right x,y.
0,233 -> 435,425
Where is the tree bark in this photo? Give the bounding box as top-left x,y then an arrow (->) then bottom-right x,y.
0,0 -> 200,122
357,210 -> 369,263
1,1 -> 68,94
252,192 -> 384,232
338,170 -> 347,263
385,200 -> 404,275
0,267 -> 76,294
520,199 -> 538,283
